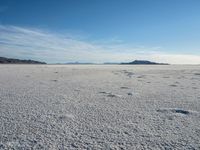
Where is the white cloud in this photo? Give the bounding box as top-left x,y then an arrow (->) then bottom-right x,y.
0,25 -> 200,64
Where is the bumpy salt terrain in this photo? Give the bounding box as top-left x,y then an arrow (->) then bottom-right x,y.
0,65 -> 200,149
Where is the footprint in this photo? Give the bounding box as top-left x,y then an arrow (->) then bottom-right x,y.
157,108 -> 191,115
99,91 -> 111,94
51,80 -> 58,82
178,76 -> 185,79
173,109 -> 189,115
169,84 -> 177,87
192,87 -> 198,89
99,91 -> 122,98
120,87 -> 130,89
58,114 -> 75,121
107,94 -> 122,98
137,75 -> 145,78
194,73 -> 200,76
126,72 -> 134,78
71,143 -> 79,148
122,70 -> 134,78
112,71 -> 119,75
127,92 -> 133,96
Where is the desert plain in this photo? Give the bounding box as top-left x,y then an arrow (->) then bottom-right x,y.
0,65 -> 200,149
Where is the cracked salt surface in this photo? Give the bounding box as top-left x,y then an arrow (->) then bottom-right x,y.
0,65 -> 200,149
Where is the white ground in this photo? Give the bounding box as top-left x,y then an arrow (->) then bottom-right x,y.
0,65 -> 200,149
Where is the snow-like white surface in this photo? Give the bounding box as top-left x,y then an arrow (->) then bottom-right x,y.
0,65 -> 200,149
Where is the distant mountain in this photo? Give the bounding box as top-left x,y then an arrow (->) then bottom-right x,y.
121,60 -> 169,65
0,57 -> 46,64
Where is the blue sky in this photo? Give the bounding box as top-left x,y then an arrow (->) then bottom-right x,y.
0,0 -> 200,64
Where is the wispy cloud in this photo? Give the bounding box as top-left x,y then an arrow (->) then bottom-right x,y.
0,25 -> 200,64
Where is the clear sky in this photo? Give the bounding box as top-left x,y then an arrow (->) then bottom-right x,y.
0,0 -> 200,64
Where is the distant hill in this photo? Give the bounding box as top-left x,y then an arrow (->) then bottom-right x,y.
0,57 -> 46,64
121,60 -> 169,65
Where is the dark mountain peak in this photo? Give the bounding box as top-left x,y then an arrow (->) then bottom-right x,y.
0,57 -> 46,64
121,60 -> 169,65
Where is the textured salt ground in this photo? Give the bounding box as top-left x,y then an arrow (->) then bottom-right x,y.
0,65 -> 200,149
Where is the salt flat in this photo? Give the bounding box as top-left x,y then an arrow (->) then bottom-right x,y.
0,65 -> 200,149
